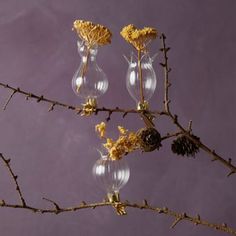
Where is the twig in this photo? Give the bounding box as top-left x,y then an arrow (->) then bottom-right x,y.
0,198 -> 235,235
3,90 -> 17,110
138,49 -> 145,103
159,34 -> 236,176
188,120 -> 193,133
48,103 -> 56,112
42,197 -> 61,214
161,131 -> 183,141
170,215 -> 185,228
167,115 -> 236,176
160,33 -> 171,113
0,81 -> 235,176
0,82 -> 163,117
0,153 -> 26,206
0,153 -> 234,234
0,151 -> 235,235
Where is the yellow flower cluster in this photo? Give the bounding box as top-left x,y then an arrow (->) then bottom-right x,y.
95,122 -> 106,138
81,98 -> 97,116
120,24 -> 157,51
73,20 -> 112,47
95,122 -> 140,161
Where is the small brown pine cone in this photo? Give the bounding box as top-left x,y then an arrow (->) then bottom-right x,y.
137,127 -> 162,152
171,135 -> 200,157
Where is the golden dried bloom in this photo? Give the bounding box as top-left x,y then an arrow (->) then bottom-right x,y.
103,138 -> 115,149
118,126 -> 127,135
81,103 -> 96,116
73,20 -> 112,47
108,129 -> 140,160
95,122 -> 106,138
113,202 -> 127,215
95,123 -> 142,161
120,24 -> 157,51
81,98 -> 97,116
128,132 -> 140,148
109,146 -> 123,161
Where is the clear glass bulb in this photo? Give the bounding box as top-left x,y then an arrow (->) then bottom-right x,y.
72,40 -> 108,100
92,153 -> 130,196
126,52 -> 157,106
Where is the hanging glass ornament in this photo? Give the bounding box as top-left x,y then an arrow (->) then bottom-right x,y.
72,19 -> 112,109
72,40 -> 108,107
125,52 -> 157,110
92,152 -> 130,202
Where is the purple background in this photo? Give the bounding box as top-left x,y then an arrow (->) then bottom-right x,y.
0,0 -> 235,235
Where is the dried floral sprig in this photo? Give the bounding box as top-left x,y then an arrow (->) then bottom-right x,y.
73,20 -> 112,48
0,152 -> 236,235
95,122 -> 106,138
81,98 -> 97,116
120,24 -> 157,52
95,122 -> 140,160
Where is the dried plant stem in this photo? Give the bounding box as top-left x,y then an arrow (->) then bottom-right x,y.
81,47 -> 90,78
0,153 -> 26,206
138,49 -> 145,103
160,34 -> 171,113
0,82 -> 163,116
161,131 -> 183,141
159,33 -> 236,177
3,90 -> 17,110
0,199 -> 236,235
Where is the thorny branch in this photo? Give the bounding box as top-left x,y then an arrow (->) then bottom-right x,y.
0,153 -> 235,235
0,82 -> 163,117
0,58 -> 235,176
1,37 -> 235,177
0,153 -> 26,206
159,33 -> 236,177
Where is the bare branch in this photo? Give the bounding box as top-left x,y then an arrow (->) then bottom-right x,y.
3,90 -> 17,110
0,80 -> 235,176
0,199 -> 235,235
170,216 -> 183,228
188,120 -> 193,133
160,33 -> 171,113
42,197 -> 61,214
0,153 -> 26,206
0,154 -> 234,234
0,82 -> 163,117
159,35 -> 236,176
161,131 -> 183,141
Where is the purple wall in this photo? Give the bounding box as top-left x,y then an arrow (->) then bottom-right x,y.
0,0 -> 235,235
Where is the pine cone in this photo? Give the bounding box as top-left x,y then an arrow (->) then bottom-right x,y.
137,127 -> 162,152
171,135 -> 200,157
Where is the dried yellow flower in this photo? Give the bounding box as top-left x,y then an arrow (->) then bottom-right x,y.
81,98 -> 97,116
110,146 -> 123,161
73,20 -> 112,47
103,138 -> 115,149
95,122 -> 143,160
95,122 -> 106,138
120,24 -> 157,51
105,126 -> 140,160
118,126 -> 127,135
